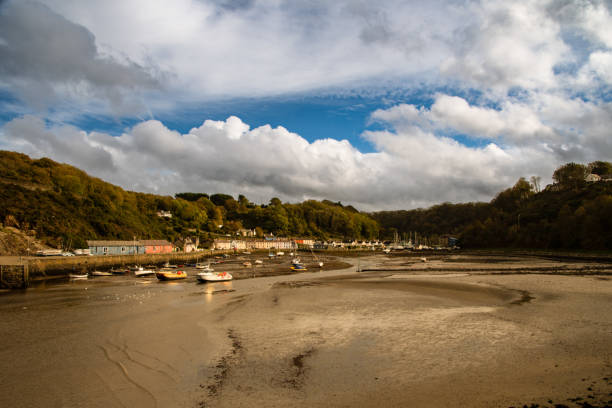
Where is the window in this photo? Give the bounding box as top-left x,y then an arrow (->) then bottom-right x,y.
121,247 -> 126,252
103,247 -> 108,253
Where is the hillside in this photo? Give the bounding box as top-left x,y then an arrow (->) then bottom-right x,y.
0,151 -> 379,253
373,163 -> 612,250
1,151 -> 610,253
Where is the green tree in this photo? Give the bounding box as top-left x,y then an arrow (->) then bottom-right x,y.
552,163 -> 588,189
587,161 -> 612,176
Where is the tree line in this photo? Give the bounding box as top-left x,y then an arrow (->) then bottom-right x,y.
372,161 -> 612,250
1,150 -> 610,251
0,151 -> 378,249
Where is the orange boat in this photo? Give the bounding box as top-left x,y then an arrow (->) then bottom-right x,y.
156,269 -> 187,281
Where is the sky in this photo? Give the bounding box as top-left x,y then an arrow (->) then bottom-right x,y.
0,0 -> 611,211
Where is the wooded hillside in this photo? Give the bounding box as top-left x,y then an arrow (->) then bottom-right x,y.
0,151 -> 379,250
372,162 -> 612,250
1,151 -> 610,251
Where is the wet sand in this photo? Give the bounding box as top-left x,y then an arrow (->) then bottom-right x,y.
0,254 -> 611,407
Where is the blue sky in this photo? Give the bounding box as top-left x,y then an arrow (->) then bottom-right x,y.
1,0 -> 611,210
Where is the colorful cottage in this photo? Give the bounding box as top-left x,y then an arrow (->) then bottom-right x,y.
140,240 -> 174,254
87,240 -> 145,256
87,240 -> 173,255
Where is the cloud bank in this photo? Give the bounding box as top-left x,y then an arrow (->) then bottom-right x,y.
0,109 -> 581,211
0,0 -> 611,210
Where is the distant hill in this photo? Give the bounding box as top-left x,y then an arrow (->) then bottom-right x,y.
372,163 -> 612,250
1,151 -> 609,253
0,151 -> 379,253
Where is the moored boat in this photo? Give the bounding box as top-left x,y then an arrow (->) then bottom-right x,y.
69,273 -> 88,279
290,264 -> 307,271
156,269 -> 187,281
196,271 -> 233,282
134,266 -> 155,277
196,263 -> 214,271
91,270 -> 112,276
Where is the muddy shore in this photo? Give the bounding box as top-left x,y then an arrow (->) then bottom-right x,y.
0,253 -> 610,407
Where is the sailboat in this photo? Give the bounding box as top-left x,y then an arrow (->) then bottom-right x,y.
310,248 -> 324,267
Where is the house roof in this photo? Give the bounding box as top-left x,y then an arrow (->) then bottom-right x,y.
140,240 -> 172,246
87,240 -> 139,246
87,240 -> 172,247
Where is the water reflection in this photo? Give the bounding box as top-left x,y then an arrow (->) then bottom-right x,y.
201,281 -> 234,303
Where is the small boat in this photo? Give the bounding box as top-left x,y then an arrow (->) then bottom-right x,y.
91,270 -> 112,276
254,259 -> 263,265
196,263 -> 214,271
291,264 -> 307,271
110,267 -> 127,274
69,273 -> 88,279
291,257 -> 301,265
310,249 -> 324,268
196,271 -> 233,282
134,266 -> 155,277
277,251 -> 284,256
163,262 -> 178,268
156,269 -> 187,281
243,262 -> 252,267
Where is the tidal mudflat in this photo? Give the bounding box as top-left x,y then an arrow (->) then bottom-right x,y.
0,254 -> 610,407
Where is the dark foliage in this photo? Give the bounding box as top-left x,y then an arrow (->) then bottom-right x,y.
0,151 -> 379,248
372,163 -> 612,250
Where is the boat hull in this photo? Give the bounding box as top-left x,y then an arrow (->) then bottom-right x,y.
91,271 -> 112,276
196,272 -> 232,282
134,270 -> 155,277
156,271 -> 187,281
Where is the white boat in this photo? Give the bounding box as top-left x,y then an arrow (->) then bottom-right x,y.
254,259 -> 263,264
91,270 -> 112,276
276,251 -> 284,256
310,249 -> 324,267
196,263 -> 214,272
243,262 -> 252,267
134,267 -> 155,277
69,273 -> 88,279
196,271 -> 233,282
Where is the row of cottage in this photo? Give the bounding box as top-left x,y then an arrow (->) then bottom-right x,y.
211,239 -> 385,250
87,238 -> 386,255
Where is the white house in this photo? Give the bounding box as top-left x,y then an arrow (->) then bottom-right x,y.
585,173 -> 601,182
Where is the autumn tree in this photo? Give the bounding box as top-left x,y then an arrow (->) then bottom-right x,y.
587,161 -> 612,177
552,163 -> 587,189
